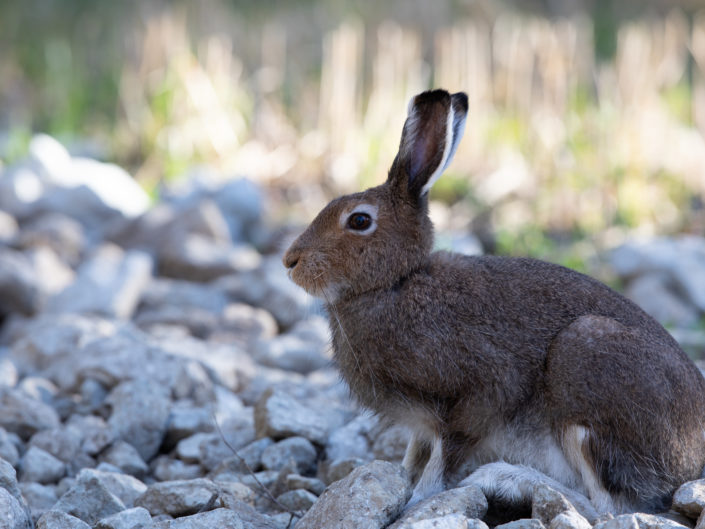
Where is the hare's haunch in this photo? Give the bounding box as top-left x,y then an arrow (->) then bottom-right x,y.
283,89 -> 705,515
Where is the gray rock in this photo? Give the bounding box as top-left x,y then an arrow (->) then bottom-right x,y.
159,233 -> 261,283
389,486 -> 487,528
29,427 -> 82,465
0,357 -> 18,389
0,247 -> 41,316
135,305 -> 219,339
550,511 -> 592,529
212,303 -> 277,347
372,424 -> 410,462
397,514 -> 485,529
207,438 -> 274,480
107,379 -> 171,461
19,446 -> 66,484
295,460 -> 411,529
152,456 -> 203,482
75,468 -> 147,508
0,456 -> 24,504
19,482 -> 57,524
213,498 -> 280,529
285,474 -> 326,496
52,469 -> 126,525
65,415 -> 114,456
673,479 -> 705,518
134,478 -> 221,517
326,414 -> 376,462
0,487 -> 32,529
17,376 -> 57,404
212,177 -> 263,242
36,510 -> 91,529
26,246 -> 75,297
532,483 -> 577,526
196,418 -> 257,472
254,317 -> 331,374
496,520 -> 546,529
150,508 -> 243,529
275,489 -> 318,512
46,244 -> 152,319
175,433 -> 213,464
215,256 -> 318,328
213,481 -> 256,508
0,387 -> 60,440
624,273 -> 699,327
237,470 -> 279,494
324,457 -> 366,484
139,278 -> 228,314
254,389 -> 329,445
0,429 -> 20,467
595,514 -> 691,529
0,209 -> 18,244
163,403 -> 213,450
261,436 -> 318,474
99,441 -> 149,478
15,212 -> 85,267
93,506 -> 152,529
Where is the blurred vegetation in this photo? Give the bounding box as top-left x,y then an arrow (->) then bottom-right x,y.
1,0 -> 705,261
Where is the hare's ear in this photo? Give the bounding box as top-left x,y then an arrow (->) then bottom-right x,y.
388,89 -> 468,200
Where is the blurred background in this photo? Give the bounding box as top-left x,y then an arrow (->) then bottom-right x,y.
2,0 -> 705,344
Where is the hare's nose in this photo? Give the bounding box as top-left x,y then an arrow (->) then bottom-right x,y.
283,251 -> 299,270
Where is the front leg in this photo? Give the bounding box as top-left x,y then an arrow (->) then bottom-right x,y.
402,431 -> 431,484
407,436 -> 446,506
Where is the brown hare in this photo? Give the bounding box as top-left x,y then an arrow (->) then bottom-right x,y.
283,89 -> 705,517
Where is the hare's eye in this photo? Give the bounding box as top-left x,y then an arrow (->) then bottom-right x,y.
347,212 -> 372,231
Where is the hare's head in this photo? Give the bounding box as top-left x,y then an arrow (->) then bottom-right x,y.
284,89 -> 468,303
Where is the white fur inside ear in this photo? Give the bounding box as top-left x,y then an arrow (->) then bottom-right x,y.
420,104 -> 455,196
339,203 -> 379,235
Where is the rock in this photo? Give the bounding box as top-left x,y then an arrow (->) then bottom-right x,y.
285,474 -> 326,496
152,456 -> 203,482
326,414 -> 376,462
595,513 -> 691,529
295,460 -> 411,529
496,520 -> 546,529
275,489 -> 318,512
93,506 -> 152,529
106,379 -> 171,461
46,244 -> 153,319
550,511 -> 592,529
134,478 -> 221,517
531,483 -> 577,526
52,469 -> 126,525
0,429 -> 20,467
75,469 -> 147,508
0,387 -> 60,440
0,247 -> 41,316
207,438 -> 274,479
254,317 -> 331,374
624,273 -> 699,327
212,177 -> 264,242
99,441 -> 149,478
213,482 -> 256,508
65,415 -> 114,456
19,446 -> 66,484
26,246 -> 75,297
36,510 -> 91,529
15,212 -> 85,267
139,278 -> 229,314
325,457 -> 367,484
0,356 -> 19,389
0,209 -> 18,244
150,508 -> 243,529
135,305 -> 219,339
673,479 -> 705,518
0,456 -> 24,505
372,424 -> 410,462
397,514 -> 485,529
215,255 -> 318,328
159,234 -> 261,283
29,427 -> 82,465
17,376 -> 57,404
389,486 -> 488,528
19,482 -> 58,523
261,436 -> 318,474
212,303 -> 278,347
238,470 -> 279,494
0,487 -> 31,529
175,433 -> 213,464
162,403 -> 213,451
254,389 -> 329,445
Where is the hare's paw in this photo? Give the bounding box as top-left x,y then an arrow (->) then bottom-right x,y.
460,461 -> 542,503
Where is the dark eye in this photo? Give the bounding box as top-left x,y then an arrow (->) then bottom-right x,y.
347,212 -> 372,231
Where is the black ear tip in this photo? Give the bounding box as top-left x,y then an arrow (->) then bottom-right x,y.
451,92 -> 469,114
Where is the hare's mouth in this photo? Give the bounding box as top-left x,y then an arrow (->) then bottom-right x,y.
288,263 -> 339,302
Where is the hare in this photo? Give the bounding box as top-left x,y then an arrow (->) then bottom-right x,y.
283,89 -> 705,517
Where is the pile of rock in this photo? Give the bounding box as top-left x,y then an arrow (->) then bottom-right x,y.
0,135 -> 702,529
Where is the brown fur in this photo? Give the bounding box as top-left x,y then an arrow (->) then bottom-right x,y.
283,89 -> 705,513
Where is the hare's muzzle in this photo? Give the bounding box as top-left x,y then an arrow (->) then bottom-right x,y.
283,251 -> 299,270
